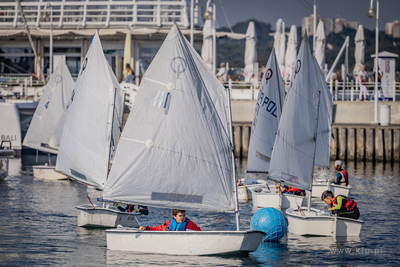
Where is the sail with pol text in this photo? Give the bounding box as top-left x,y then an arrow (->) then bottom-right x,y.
56,31 -> 124,188
247,50 -> 285,173
103,25 -> 234,212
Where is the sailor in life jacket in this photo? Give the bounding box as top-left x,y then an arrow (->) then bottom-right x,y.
321,190 -> 360,220
114,203 -> 149,215
329,160 -> 349,186
139,209 -> 201,231
277,184 -> 306,196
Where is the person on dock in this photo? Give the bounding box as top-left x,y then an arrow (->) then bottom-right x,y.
321,190 -> 360,219
357,65 -> 369,101
114,203 -> 149,215
139,209 -> 201,231
277,184 -> 306,196
216,62 -> 227,83
330,160 -> 349,186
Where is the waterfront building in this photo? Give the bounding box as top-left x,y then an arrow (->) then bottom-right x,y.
0,0 -> 206,84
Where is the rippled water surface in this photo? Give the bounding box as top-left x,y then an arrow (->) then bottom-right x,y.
0,154 -> 399,266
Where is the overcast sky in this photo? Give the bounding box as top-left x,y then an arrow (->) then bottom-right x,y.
210,0 -> 399,31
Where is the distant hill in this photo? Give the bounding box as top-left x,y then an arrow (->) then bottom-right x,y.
217,19 -> 400,74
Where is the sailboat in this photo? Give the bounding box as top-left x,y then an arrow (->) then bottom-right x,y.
310,56 -> 352,199
244,50 -> 303,209
55,31 -> 142,228
22,58 -> 74,180
280,36 -> 363,237
103,24 -> 265,255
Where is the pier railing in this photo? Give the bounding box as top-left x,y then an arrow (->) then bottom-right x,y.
227,80 -> 400,102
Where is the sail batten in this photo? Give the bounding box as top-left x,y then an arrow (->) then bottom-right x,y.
103,25 -> 234,212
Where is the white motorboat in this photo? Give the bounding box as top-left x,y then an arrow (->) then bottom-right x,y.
0,103 -> 22,156
77,204 -> 141,228
107,228 -> 265,255
22,58 -> 75,179
251,186 -> 304,209
32,164 -> 67,180
0,141 -> 15,180
56,31 -> 135,228
286,208 -> 363,237
103,24 -> 265,255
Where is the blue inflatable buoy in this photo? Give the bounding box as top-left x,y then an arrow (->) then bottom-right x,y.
251,207 -> 288,241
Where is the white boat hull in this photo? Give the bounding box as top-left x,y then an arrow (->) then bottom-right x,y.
77,204 -> 141,228
311,182 -> 352,198
106,228 -> 265,255
251,186 -> 305,209
286,208 -> 363,237
33,165 -> 67,180
237,179 -> 274,201
0,149 -> 14,181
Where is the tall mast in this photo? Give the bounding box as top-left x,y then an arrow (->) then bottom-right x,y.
226,87 -> 240,231
106,87 -> 117,180
309,90 -> 321,212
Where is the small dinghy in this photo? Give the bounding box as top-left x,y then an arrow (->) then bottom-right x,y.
246,49 -> 298,209
23,58 -> 74,180
284,36 -> 363,237
103,24 -> 265,256
286,207 -> 363,237
55,31 -> 142,228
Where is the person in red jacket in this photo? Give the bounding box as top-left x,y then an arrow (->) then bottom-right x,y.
139,209 -> 201,231
277,184 -> 306,196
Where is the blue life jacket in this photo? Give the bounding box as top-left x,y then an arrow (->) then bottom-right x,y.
169,218 -> 188,231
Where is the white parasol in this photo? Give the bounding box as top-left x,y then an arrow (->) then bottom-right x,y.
244,21 -> 257,82
285,25 -> 298,80
314,21 -> 326,71
201,18 -> 214,71
353,24 -> 365,76
274,19 -> 286,76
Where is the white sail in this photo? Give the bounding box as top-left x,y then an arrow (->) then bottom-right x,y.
247,50 -> 285,173
268,36 -> 320,191
313,56 -> 333,170
103,25 -> 234,211
22,58 -> 74,154
56,31 -> 124,188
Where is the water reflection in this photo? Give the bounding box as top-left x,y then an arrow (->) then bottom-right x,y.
0,155 -> 398,266
106,250 -> 259,266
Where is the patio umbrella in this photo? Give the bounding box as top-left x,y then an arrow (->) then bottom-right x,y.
353,24 -> 365,76
285,25 -> 298,80
315,21 -> 326,71
244,21 -> 257,82
201,19 -> 214,70
123,32 -> 131,70
274,19 -> 286,76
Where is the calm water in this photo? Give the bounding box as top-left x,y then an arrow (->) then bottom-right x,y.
0,154 -> 399,266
